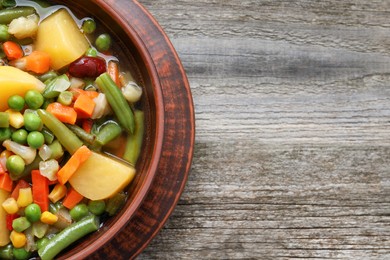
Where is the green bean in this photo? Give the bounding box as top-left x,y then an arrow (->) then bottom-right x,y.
65,123 -> 95,145
12,247 -> 30,260
57,91 -> 73,106
42,74 -> 70,99
123,110 -> 144,166
0,6 -> 35,24
38,215 -> 100,260
0,127 -> 11,142
0,24 -> 8,41
96,73 -> 135,134
12,216 -> 31,232
95,121 -> 122,146
38,109 -> 83,155
0,244 -> 13,260
38,71 -> 58,83
105,192 -> 127,216
0,112 -> 9,128
87,200 -> 105,215
41,127 -> 54,144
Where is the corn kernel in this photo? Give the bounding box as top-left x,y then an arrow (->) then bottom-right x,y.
10,230 -> 27,248
48,184 -> 67,203
6,109 -> 24,129
40,211 -> 58,225
2,197 -> 19,214
16,187 -> 33,207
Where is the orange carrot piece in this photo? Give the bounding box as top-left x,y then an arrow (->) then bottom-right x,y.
10,179 -> 29,199
70,88 -> 99,100
57,145 -> 92,185
3,41 -> 23,60
73,94 -> 95,118
46,102 -> 77,125
25,51 -> 51,74
82,119 -> 93,134
0,172 -> 13,192
62,187 -> 84,209
31,170 -> 49,212
107,60 -> 120,86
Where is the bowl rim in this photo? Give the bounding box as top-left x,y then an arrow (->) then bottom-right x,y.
59,1 -> 165,259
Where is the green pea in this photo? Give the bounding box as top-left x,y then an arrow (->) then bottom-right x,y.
11,129 -> 28,144
27,131 -> 44,149
6,155 -> 25,177
12,216 -> 31,232
87,200 -> 106,215
24,113 -> 42,131
95,33 -> 111,52
25,203 -> 42,222
0,24 -> 9,42
24,90 -> 44,109
85,47 -> 97,57
0,127 -> 11,142
82,18 -> 96,34
12,247 -> 30,260
69,203 -> 89,221
7,95 -> 25,111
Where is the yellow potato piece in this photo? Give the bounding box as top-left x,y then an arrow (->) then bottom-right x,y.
0,189 -> 10,246
0,66 -> 45,111
35,8 -> 89,70
69,152 -> 136,200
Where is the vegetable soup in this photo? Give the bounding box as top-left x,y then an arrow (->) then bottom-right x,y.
0,0 -> 145,259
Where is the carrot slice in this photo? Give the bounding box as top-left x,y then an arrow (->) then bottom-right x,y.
46,102 -> 77,125
0,172 -> 13,192
73,93 -> 95,118
57,145 -> 92,185
70,88 -> 99,100
82,119 -> 93,133
62,187 -> 84,209
25,51 -> 51,74
3,41 -> 23,60
11,180 -> 30,199
31,170 -> 49,212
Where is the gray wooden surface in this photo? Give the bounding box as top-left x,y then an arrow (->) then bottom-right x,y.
137,1 -> 390,259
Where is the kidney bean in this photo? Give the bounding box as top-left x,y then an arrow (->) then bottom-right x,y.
68,56 -> 106,78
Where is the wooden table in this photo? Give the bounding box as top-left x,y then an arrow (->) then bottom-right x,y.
137,1 -> 390,259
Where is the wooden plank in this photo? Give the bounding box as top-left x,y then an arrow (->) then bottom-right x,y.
138,0 -> 390,259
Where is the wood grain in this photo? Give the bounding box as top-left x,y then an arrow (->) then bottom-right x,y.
137,0 -> 390,259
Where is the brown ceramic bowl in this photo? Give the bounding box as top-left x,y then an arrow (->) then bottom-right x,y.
47,0 -> 166,259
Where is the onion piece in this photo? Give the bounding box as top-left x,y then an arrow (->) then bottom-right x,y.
2,140 -> 36,164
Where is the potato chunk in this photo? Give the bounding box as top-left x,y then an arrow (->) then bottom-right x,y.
35,9 -> 89,70
0,66 -> 45,111
69,152 -> 136,200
